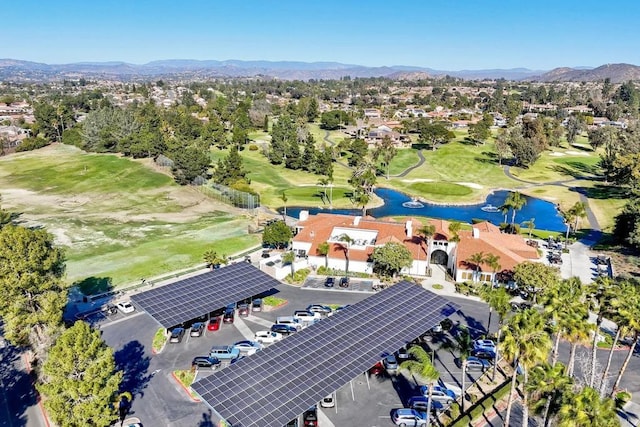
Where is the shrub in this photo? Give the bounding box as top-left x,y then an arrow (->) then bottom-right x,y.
248,144 -> 259,151
152,328 -> 167,353
432,283 -> 444,290
615,391 -> 632,409
16,136 -> 49,152
285,268 -> 311,284
263,296 -> 286,307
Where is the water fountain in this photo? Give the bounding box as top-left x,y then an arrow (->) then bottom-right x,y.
402,197 -> 425,209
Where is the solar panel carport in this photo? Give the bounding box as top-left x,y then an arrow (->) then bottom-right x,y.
192,280 -> 457,427
130,262 -> 280,328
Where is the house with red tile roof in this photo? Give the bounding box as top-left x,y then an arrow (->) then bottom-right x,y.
290,211 -> 540,282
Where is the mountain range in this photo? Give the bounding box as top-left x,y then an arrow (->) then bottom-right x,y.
0,58 -> 638,83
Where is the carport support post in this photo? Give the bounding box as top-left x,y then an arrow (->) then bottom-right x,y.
350,379 -> 355,401
365,372 -> 370,390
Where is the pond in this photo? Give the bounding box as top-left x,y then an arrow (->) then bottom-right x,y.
284,187 -> 567,232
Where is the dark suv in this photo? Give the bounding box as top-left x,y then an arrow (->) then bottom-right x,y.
238,303 -> 250,317
303,407 -> 318,427
191,356 -> 221,369
339,277 -> 350,288
223,307 -> 235,324
169,327 -> 185,343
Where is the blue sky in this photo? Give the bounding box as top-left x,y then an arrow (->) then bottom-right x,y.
4,0 -> 639,70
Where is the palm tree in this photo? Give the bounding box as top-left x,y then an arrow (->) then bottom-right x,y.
203,250 -> 227,270
281,191 -> 288,220
526,362 -> 572,427
610,281 -> 640,397
499,203 -> 510,224
564,309 -> 593,377
570,201 -> 587,232
522,217 -> 535,238
542,278 -> 582,367
585,277 -> 616,388
466,251 -> 486,283
600,280 -> 631,394
557,387 -> 619,427
448,221 -> 462,242
484,253 -> 501,285
337,234 -> 354,277
500,309 -> 552,427
417,223 -> 436,272
400,345 -> 439,426
356,191 -> 370,216
443,326 -> 473,412
505,191 -> 527,228
282,251 -> 296,277
561,208 -> 576,248
316,242 -> 330,269
317,177 -> 329,205
479,285 -> 510,381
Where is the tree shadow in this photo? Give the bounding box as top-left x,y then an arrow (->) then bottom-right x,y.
197,409 -> 215,427
0,343 -> 37,427
74,276 -> 114,296
390,370 -> 420,405
114,340 -> 152,399
572,184 -> 628,200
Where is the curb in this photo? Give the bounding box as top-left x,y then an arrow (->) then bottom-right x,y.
171,371 -> 201,403
23,354 -> 52,427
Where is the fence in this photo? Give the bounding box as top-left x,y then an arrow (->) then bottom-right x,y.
199,183 -> 261,212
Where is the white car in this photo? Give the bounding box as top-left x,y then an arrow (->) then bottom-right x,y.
233,340 -> 263,355
116,301 -> 135,314
320,392 -> 336,408
254,330 -> 283,344
293,310 -> 321,323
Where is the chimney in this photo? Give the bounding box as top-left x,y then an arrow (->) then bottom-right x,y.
353,216 -> 362,226
405,220 -> 413,238
472,228 -> 480,239
299,210 -> 309,221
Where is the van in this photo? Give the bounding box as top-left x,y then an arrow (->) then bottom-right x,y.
209,345 -> 240,360
276,316 -> 303,331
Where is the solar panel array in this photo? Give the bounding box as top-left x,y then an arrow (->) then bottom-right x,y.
130,263 -> 280,328
192,280 -> 457,427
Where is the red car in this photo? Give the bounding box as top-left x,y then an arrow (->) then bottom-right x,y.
369,361 -> 385,375
207,317 -> 221,331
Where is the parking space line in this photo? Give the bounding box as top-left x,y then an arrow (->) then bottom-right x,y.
232,317 -> 256,341
318,409 -> 335,427
99,311 -> 144,328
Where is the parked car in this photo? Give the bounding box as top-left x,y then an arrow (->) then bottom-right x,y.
391,408 -> 428,426
408,395 -> 445,413
320,392 -> 335,408
207,316 -> 221,331
293,310 -> 321,323
397,346 -> 410,360
233,340 -> 263,355
255,330 -> 283,344
302,407 -> 318,427
209,345 -> 240,360
306,304 -> 332,316
285,418 -> 298,427
419,385 -> 456,403
325,277 -> 335,287
189,322 -> 205,337
465,356 -> 491,371
276,316 -> 303,331
473,339 -> 496,352
383,354 -> 399,372
191,356 -> 221,369
339,277 -> 350,288
271,324 -> 298,335
223,307 -> 235,324
169,327 -> 185,343
252,298 -> 263,312
116,301 -> 135,314
334,304 -> 350,313
261,250 -> 272,258
472,348 -> 495,360
238,303 -> 250,317
369,361 -> 385,375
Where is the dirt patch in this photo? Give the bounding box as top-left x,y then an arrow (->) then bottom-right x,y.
597,247 -> 640,279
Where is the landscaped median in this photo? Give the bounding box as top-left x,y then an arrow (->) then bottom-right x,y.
172,370 -> 201,402
262,295 -> 287,311
152,327 -> 168,354
441,378 -> 518,427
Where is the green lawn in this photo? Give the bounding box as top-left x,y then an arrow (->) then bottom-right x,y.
0,144 -> 258,289
510,149 -> 601,183
386,149 -> 421,176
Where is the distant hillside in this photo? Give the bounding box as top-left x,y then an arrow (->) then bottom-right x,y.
0,58 -> 602,82
531,63 -> 640,83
